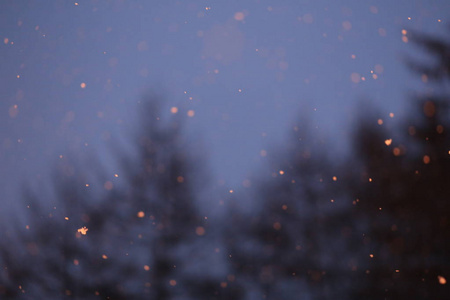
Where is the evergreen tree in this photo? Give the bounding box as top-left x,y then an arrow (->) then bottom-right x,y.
349,31 -> 450,299
0,98 -> 220,299
225,116 -> 357,299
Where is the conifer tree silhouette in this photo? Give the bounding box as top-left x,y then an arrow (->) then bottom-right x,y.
0,98 -> 218,299
224,116 -> 356,299
224,31 -> 450,300
349,31 -> 450,299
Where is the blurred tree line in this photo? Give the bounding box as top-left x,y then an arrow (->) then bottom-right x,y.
1,32 -> 449,299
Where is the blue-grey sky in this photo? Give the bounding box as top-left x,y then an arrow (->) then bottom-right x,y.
1,1 -> 448,208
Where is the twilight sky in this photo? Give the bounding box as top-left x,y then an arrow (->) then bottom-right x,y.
1,0 -> 448,208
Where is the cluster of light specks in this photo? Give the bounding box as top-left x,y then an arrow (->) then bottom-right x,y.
401,29 -> 409,43
350,64 -> 384,84
2,2 -> 449,297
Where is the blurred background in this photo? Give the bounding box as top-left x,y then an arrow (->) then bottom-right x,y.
1,0 -> 447,194
1,1 -> 449,299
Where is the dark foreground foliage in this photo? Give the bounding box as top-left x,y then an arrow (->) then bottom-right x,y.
1,32 -> 449,299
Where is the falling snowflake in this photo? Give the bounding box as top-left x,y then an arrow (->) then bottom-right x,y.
77,226 -> 88,235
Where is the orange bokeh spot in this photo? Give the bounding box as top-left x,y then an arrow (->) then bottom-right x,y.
273,222 -> 281,230
234,12 -> 245,21
195,226 -> 205,236
393,148 -> 401,156
104,181 -> 113,190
